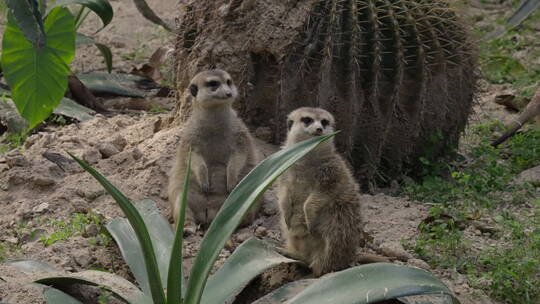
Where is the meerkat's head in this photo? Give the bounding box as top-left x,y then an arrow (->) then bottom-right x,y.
188,69 -> 238,109
286,107 -> 336,144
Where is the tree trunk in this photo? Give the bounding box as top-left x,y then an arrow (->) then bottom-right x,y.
168,0 -> 477,185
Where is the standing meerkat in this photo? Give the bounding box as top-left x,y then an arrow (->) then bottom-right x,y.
278,107 -> 364,276
168,69 -> 260,233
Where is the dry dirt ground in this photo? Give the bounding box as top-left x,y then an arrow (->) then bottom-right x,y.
0,1 -> 527,303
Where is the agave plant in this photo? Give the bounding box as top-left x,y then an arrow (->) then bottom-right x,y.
6,134 -> 460,304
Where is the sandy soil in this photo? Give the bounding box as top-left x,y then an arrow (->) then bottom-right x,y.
0,0 -> 527,303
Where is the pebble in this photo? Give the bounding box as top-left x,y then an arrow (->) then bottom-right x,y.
82,147 -> 101,164
110,135 -> 128,151
5,154 -> 29,168
32,202 -> 49,214
98,143 -> 120,159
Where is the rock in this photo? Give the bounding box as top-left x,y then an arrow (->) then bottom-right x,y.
83,224 -> 99,238
236,231 -> 252,243
24,134 -> 41,148
71,199 -> 89,213
82,147 -> 101,164
74,252 -> 93,268
254,127 -> 273,142
32,202 -> 49,214
515,165 -> 540,185
76,184 -> 105,201
98,143 -> 120,159
407,258 -> 430,270
379,242 -> 413,262
132,148 -> 143,160
5,153 -> 29,168
255,226 -> 267,237
32,174 -> 56,186
110,135 -> 128,151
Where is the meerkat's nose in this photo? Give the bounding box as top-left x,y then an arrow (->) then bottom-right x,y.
226,92 -> 232,98
315,127 -> 323,134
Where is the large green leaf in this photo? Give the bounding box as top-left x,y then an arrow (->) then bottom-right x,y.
167,150 -> 191,304
51,0 -> 113,29
41,285 -> 83,304
35,270 -> 149,303
202,238 -> 298,304
286,263 -> 459,304
76,32 -> 112,72
69,153 -> 166,304
106,199 -> 176,297
251,280 -> 316,304
1,7 -> 75,128
5,0 -> 46,48
76,73 -> 146,97
184,133 -> 336,304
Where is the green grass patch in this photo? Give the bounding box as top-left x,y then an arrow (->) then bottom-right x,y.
404,122 -> 540,303
39,212 -> 111,247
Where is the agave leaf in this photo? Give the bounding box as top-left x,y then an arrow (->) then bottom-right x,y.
286,263 -> 459,304
202,238 -> 299,304
69,154 -> 166,303
167,150 -> 191,304
5,0 -> 46,48
40,285 -> 83,304
50,0 -> 113,29
6,259 -> 59,274
76,32 -> 112,73
76,73 -> 146,97
251,280 -> 316,304
35,270 -> 148,303
55,97 -> 96,121
183,133 -> 336,304
106,199 -> 178,296
1,7 -> 75,128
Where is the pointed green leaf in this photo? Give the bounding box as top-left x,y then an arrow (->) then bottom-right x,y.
5,0 -> 46,48
202,238 -> 298,304
106,199 -> 176,296
1,7 -> 75,128
184,133 -> 336,304
54,97 -> 96,122
286,263 -> 459,304
76,32 -> 112,73
35,270 -> 147,303
51,0 -> 113,29
42,286 -> 83,304
68,153 -> 166,304
251,280 -> 316,304
167,150 -> 191,304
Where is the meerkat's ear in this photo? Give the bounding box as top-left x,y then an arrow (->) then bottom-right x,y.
287,119 -> 293,131
189,84 -> 198,97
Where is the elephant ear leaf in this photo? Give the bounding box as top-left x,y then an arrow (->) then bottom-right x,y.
50,0 -> 113,30
5,0 -> 46,48
1,7 -> 75,128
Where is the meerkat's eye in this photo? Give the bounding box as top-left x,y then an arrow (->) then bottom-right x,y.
227,79 -> 232,86
207,80 -> 220,87
301,117 -> 313,126
321,119 -> 329,127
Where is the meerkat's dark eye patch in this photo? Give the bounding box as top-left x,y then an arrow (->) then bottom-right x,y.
287,119 -> 294,131
301,117 -> 313,126
227,79 -> 232,86
321,119 -> 329,127
207,80 -> 220,87
189,84 -> 198,97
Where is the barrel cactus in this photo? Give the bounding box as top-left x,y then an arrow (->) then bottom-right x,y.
169,0 -> 476,185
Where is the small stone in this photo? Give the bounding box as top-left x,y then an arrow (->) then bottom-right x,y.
110,135 -> 128,151
236,231 -> 252,243
255,226 -> 267,237
5,154 -> 29,168
97,143 -> 120,159
74,253 -> 93,268
408,258 -> 430,270
474,229 -> 482,236
71,199 -> 88,213
82,147 -> 101,164
254,127 -> 273,142
132,148 -> 143,160
32,202 -> 49,214
515,165 -> 540,185
24,134 -> 41,148
32,175 -> 56,186
83,224 -> 99,238
5,237 -> 18,244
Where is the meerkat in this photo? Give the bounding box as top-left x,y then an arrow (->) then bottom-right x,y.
168,69 -> 261,234
277,107 -> 364,276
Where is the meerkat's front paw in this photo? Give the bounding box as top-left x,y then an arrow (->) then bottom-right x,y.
183,223 -> 197,236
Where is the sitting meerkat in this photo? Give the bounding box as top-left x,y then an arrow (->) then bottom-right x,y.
168,69 -> 260,233
278,107 -> 364,276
